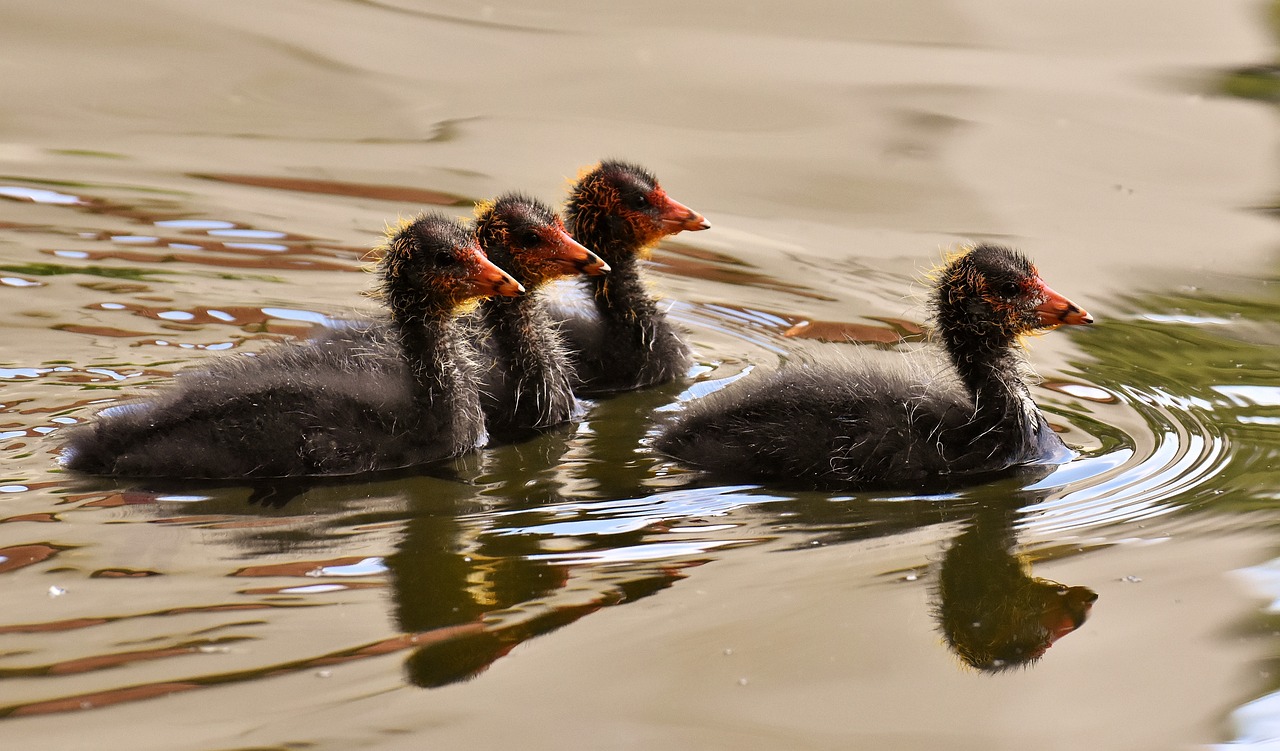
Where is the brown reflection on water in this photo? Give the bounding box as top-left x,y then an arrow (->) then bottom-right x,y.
61,491 -> 165,509
196,516 -> 321,531
147,514 -> 240,527
0,513 -> 59,524
90,568 -> 161,578
55,324 -> 167,340
0,184 -> 183,226
0,621 -> 481,721
77,280 -> 150,294
0,637 -> 248,679
652,243 -> 836,302
0,602 -> 318,636
3,178 -> 375,274
0,543 -> 69,574
6,681 -> 205,718
194,173 -> 470,206
41,247 -> 358,273
784,315 -> 925,344
231,556 -> 379,578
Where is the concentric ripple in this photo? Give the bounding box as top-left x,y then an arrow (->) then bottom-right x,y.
1019,382 -> 1233,535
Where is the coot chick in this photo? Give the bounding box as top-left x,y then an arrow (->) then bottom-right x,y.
60,215 -> 523,479
471,193 -> 608,440
655,244 -> 1092,490
556,160 -> 710,395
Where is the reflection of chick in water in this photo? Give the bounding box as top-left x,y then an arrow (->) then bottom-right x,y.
386,491 -> 688,688
935,503 -> 1097,671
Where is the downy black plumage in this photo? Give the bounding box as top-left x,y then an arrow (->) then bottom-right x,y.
655,244 -> 1092,490
60,214 -> 522,479
470,193 -> 608,440
555,160 -> 710,395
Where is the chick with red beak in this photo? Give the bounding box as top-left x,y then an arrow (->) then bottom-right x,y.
556,160 -> 710,395
471,193 -> 610,439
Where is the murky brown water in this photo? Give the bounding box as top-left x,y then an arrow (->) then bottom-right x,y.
3,2 -> 1280,749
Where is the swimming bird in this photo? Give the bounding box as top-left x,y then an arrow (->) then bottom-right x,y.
471,192 -> 608,440
654,244 -> 1092,490
60,214 -> 522,479
555,160 -> 710,395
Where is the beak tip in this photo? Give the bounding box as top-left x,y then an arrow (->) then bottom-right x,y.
583,251 -> 610,276
493,279 -> 524,297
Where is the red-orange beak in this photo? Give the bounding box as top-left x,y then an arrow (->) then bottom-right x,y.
1034,281 -> 1092,327
466,249 -> 524,298
1043,586 -> 1097,647
655,192 -> 711,235
544,224 -> 610,277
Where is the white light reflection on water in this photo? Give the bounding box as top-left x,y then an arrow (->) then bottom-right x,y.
1235,558 -> 1280,614
1221,558 -> 1280,749
307,557 -> 387,577
1215,691 -> 1280,750
1214,385 -> 1280,408
1142,313 -> 1237,325
84,367 -> 140,381
527,539 -> 742,566
208,229 -> 287,239
261,307 -> 333,325
279,584 -> 350,595
665,365 -> 754,407
486,486 -> 785,540
223,242 -> 289,252
1239,416 -> 1280,425
0,185 -> 84,205
154,219 -> 235,229
1053,382 -> 1114,401
156,311 -> 196,321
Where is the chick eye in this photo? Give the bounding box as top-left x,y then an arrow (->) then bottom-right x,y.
997,281 -> 1021,298
626,192 -> 650,210
514,229 -> 542,248
433,250 -> 457,267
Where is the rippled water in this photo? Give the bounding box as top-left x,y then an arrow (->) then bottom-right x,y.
3,2 -> 1280,749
